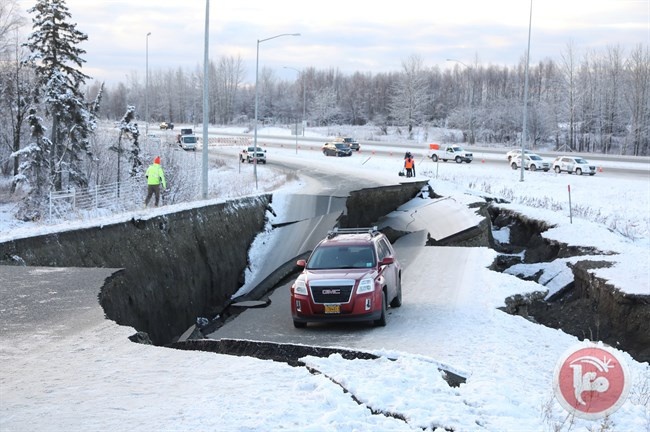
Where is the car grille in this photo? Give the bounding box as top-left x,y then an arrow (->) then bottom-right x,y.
310,281 -> 354,304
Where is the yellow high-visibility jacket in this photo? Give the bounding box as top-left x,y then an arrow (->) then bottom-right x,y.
146,163 -> 166,188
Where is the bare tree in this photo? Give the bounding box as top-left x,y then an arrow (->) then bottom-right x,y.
388,54 -> 429,139
624,45 -> 650,155
559,42 -> 580,151
0,0 -> 25,58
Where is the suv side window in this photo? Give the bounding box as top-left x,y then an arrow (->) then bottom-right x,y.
377,239 -> 392,261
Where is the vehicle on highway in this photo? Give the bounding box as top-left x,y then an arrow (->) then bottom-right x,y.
428,143 -> 473,163
510,153 -> 550,172
178,134 -> 197,151
240,146 -> 267,163
506,148 -> 534,162
322,142 -> 353,157
339,137 -> 360,151
552,156 -> 597,176
159,121 -> 174,130
290,226 -> 402,328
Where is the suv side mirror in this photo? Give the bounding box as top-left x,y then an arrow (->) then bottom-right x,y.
379,256 -> 394,266
296,259 -> 306,267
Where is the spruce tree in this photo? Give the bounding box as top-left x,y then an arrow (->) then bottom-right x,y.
24,0 -> 96,193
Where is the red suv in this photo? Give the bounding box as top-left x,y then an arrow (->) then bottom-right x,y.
290,227 -> 402,328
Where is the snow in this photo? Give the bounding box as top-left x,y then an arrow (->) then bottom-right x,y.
1,125 -> 649,431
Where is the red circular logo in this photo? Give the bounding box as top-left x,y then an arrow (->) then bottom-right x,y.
553,344 -> 630,420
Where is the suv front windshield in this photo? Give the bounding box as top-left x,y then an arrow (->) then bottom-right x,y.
307,245 -> 376,269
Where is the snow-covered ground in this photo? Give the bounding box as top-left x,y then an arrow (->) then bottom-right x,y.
0,126 -> 648,431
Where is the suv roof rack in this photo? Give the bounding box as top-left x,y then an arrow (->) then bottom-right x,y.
327,226 -> 379,239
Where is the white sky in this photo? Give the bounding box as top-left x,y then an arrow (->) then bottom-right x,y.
1,125 -> 649,430
16,0 -> 650,85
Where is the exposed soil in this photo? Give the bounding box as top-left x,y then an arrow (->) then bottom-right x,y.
488,206 -> 650,363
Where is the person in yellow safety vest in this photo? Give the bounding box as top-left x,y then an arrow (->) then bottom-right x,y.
144,156 -> 167,207
404,156 -> 415,178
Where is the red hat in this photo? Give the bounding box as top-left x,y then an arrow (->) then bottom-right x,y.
154,156 -> 161,164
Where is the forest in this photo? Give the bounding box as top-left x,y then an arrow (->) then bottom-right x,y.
0,0 -> 648,220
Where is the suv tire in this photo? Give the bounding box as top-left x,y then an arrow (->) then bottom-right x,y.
293,320 -> 306,328
374,291 -> 387,327
554,166 -> 561,173
390,277 -> 402,308
431,154 -> 439,162
575,168 -> 582,175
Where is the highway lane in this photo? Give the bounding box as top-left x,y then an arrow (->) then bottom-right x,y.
204,129 -> 650,179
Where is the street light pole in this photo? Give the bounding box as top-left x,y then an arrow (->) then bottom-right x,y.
201,0 -> 209,199
283,66 -> 304,152
254,33 -> 300,189
520,0 -> 533,182
145,32 -> 151,140
446,58 -> 474,144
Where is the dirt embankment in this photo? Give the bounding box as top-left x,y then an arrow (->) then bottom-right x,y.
488,207 -> 650,363
0,196 -> 271,345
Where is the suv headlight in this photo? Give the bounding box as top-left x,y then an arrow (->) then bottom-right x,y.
294,279 -> 308,295
357,278 -> 375,294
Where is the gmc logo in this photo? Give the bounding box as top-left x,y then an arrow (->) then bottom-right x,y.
322,289 -> 341,295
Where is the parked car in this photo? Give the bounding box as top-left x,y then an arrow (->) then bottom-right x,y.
322,142 -> 353,157
552,156 -> 597,176
240,146 -> 267,163
159,122 -> 174,130
291,227 -> 402,328
506,149 -> 534,162
510,154 -> 551,172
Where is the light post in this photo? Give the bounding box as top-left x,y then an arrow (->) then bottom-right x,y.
201,0 -> 209,199
254,33 -> 300,189
520,0 -> 533,182
145,32 -> 151,140
446,59 -> 474,145
284,66 -> 304,153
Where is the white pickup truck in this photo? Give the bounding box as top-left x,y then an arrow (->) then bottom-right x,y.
427,143 -> 473,164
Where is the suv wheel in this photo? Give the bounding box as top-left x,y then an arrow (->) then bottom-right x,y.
293,320 -> 306,328
554,166 -> 561,174
455,156 -> 462,164
575,168 -> 582,175
374,291 -> 387,327
390,277 -> 402,308
511,162 -> 518,170
431,154 -> 439,162
530,164 -> 537,171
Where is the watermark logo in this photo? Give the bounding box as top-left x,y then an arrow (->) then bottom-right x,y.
553,343 -> 630,420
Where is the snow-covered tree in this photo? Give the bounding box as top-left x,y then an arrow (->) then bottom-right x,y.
388,55 -> 430,139
112,105 -> 142,178
11,108 -> 52,221
23,0 -> 96,192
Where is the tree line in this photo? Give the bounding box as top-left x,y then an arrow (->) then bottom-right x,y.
1,0 -> 649,219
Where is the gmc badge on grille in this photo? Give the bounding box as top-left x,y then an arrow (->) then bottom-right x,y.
322,289 -> 341,295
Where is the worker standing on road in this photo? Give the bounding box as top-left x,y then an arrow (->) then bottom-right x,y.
144,156 -> 167,207
404,155 -> 415,178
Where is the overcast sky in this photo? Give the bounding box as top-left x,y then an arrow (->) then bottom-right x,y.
16,0 -> 650,86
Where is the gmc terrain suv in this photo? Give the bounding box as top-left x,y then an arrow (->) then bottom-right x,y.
291,227 -> 402,328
